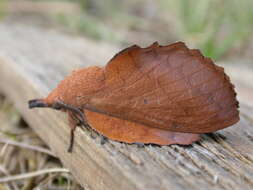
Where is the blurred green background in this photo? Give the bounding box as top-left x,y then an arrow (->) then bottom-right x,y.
1,0 -> 253,60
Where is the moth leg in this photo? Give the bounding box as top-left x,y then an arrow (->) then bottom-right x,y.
87,128 -> 107,143
75,112 -> 92,131
67,108 -> 91,131
90,132 -> 97,139
54,101 -> 90,130
68,128 -> 75,153
100,135 -> 108,145
67,112 -> 78,153
134,142 -> 145,148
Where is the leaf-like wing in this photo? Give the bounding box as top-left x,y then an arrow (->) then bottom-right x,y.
86,42 -> 239,133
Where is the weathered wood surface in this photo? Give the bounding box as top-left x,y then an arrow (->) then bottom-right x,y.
0,23 -> 253,190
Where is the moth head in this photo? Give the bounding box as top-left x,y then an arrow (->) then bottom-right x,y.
28,66 -> 105,111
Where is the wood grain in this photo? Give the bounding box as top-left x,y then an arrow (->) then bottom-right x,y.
0,23 -> 253,190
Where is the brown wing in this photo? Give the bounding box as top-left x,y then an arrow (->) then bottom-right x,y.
86,42 -> 239,133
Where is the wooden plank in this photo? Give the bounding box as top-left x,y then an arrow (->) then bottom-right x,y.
0,23 -> 253,190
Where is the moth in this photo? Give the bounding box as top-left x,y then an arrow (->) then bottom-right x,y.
28,42 -> 239,152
